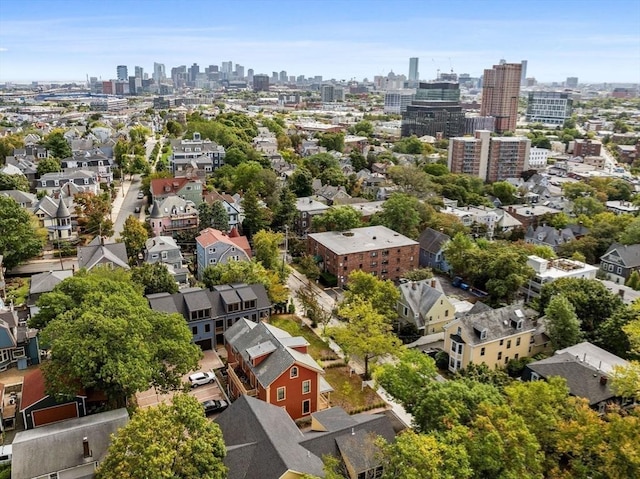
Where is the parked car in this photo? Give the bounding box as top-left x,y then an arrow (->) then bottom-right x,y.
137,191 -> 144,199
134,206 -> 141,213
188,371 -> 215,387
201,399 -> 228,415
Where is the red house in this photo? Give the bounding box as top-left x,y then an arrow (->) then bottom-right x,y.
224,319 -> 332,420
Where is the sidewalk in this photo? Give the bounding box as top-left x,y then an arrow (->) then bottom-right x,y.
286,269 -> 414,428
110,179 -> 131,223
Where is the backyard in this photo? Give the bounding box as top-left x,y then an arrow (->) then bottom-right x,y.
270,315 -> 385,413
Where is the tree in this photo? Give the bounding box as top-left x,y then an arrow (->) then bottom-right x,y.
0,133 -> 24,165
74,191 -> 114,238
35,268 -> 202,405
329,298 -> 400,380
374,193 -> 431,239
289,168 -> 314,197
626,270 -> 640,290
272,187 -> 297,231
317,132 -> 344,152
620,217 -> 640,245
241,189 -> 269,241
378,430 -> 472,479
97,393 -> 227,479
342,271 -> 397,318
442,232 -> 476,276
131,262 -> 179,295
312,205 -> 362,232
349,120 -> 374,137
490,181 -> 517,205
41,129 -> 72,159
348,150 -> 367,172
387,164 -> 433,198
402,268 -> 433,282
393,136 -> 424,154
545,294 -> 582,350
36,157 -> 61,175
297,255 -> 321,281
412,379 -> 504,432
374,349 -> 437,410
252,229 -> 284,271
120,215 -> 148,261
211,200 -> 229,232
0,172 -> 30,192
198,202 -> 214,230
202,259 -> 288,305
0,196 -> 46,269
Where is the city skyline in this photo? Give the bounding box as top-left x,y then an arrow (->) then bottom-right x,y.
1,0 -> 639,84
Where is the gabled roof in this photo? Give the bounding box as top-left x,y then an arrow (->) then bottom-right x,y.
20,369 -> 86,412
150,177 -> 190,197
418,227 -> 450,254
11,408 -> 129,479
145,236 -> 180,253
399,279 -> 446,329
77,238 -> 130,270
0,190 -> 37,207
196,228 -> 251,258
601,243 -> 640,268
224,319 -> 323,388
527,353 -> 618,405
29,270 -> 73,296
556,342 -> 628,375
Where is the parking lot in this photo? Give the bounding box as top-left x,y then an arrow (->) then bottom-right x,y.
136,349 -> 227,409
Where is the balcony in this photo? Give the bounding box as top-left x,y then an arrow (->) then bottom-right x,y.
227,363 -> 257,397
318,393 -> 331,411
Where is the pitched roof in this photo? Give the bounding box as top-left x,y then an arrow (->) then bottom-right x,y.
527,353 -> 617,405
196,227 -> 251,258
601,243 -> 640,268
224,319 -> 323,388
399,279 -> 446,330
150,177 -> 190,197
11,409 -> 129,479
29,270 -> 73,296
20,368 -> 86,411
418,227 -> 450,254
556,342 -> 628,375
77,238 -> 130,270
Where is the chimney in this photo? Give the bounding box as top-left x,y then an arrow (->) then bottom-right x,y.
430,279 -> 436,288
599,376 -> 608,386
411,282 -> 416,290
83,437 -> 92,458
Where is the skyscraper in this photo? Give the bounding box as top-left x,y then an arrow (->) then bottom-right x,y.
116,65 -> 128,81
279,71 -> 287,83
566,77 -> 579,88
480,62 -> 522,134
134,66 -> 144,79
153,62 -> 166,84
409,57 -> 419,82
520,60 -> 527,86
401,82 -> 465,138
253,74 -> 270,92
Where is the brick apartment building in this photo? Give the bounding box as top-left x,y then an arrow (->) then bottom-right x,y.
573,139 -> 602,158
480,62 -> 522,133
307,226 -> 419,287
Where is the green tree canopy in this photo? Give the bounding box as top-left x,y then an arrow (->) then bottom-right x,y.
393,136 -> 424,154
241,189 -> 270,241
330,298 -> 400,380
0,172 -> 30,192
0,133 -> 24,165
341,270 -> 400,321
41,129 -> 72,159
211,200 -> 230,232
36,157 -> 61,175
288,168 -> 314,197
74,191 -> 114,238
544,294 -> 582,350
131,262 -> 179,295
97,393 -> 227,479
33,268 -> 201,405
312,205 -> 362,232
0,196 -> 46,269
272,187 -> 297,231
252,229 -> 284,271
120,215 -> 148,261
373,193 -> 432,239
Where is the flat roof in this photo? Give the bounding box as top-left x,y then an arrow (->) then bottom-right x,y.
308,226 -> 418,255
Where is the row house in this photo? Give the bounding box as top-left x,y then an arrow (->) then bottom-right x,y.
148,196 -> 199,238
147,283 -> 271,350
170,132 -> 226,178
307,225 -> 419,287
36,170 -> 99,196
224,319 -> 332,420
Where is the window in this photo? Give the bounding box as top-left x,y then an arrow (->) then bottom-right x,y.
302,380 -> 311,394
191,326 -> 197,335
445,309 -> 449,317
504,356 -> 509,364
516,337 -> 521,347
277,387 -> 286,401
290,366 -> 299,378
499,339 -> 504,346
507,340 -> 511,349
480,347 -> 485,356
617,267 -> 622,274
205,324 -> 211,333
497,352 -> 502,360
403,306 -> 408,316
302,399 -> 311,415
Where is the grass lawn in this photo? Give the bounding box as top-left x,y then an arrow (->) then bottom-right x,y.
270,315 -> 336,360
270,315 -> 385,413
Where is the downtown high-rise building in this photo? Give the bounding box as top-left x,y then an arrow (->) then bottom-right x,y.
134,66 -> 144,79
235,64 -> 244,79
480,62 -> 522,134
408,57 -> 419,82
153,62 -> 166,84
279,70 -> 287,83
116,65 -> 128,81
566,77 -> 579,88
520,60 -> 527,86
253,74 -> 270,92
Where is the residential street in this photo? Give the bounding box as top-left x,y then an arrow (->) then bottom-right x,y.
111,176 -> 146,241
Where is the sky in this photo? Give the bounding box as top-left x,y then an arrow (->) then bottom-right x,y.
0,0 -> 639,84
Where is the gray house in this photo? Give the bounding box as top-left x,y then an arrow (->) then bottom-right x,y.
418,227 -> 451,273
144,236 -> 188,285
78,237 -> 130,271
11,408 -> 129,479
600,243 -> 640,284
195,228 -> 251,281
147,283 -> 271,350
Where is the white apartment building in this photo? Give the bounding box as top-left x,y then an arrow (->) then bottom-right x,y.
528,147 -> 550,168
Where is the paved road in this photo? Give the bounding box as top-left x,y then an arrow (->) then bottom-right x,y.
112,177 -> 145,240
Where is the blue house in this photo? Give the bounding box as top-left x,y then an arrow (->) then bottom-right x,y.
0,307 -> 40,372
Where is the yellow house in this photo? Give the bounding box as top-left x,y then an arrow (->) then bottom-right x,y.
397,278 -> 455,335
443,303 -> 549,372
